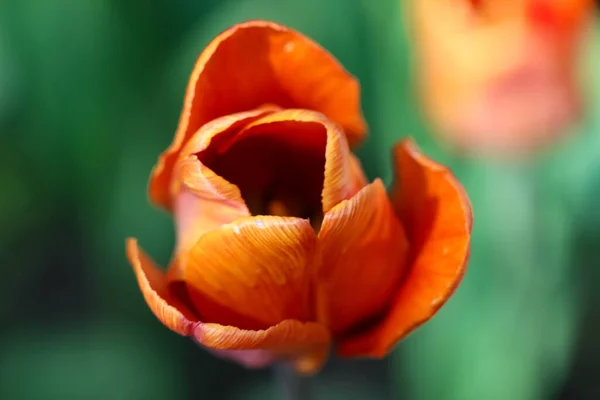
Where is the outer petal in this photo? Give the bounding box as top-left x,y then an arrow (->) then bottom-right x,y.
126,238 -> 197,335
197,322 -> 330,375
175,216 -> 317,331
316,179 -> 409,335
126,238 -> 330,374
337,139 -> 472,357
232,109 -> 367,214
150,20 -> 366,210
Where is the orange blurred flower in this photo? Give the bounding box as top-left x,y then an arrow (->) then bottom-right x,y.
406,0 -> 594,156
126,20 -> 472,374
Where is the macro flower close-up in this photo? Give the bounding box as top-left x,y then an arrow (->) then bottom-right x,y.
5,1 -> 600,399
126,20 -> 472,375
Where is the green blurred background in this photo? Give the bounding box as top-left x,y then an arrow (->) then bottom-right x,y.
1,0 -> 599,399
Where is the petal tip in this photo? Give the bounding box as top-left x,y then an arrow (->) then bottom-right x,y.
125,239 -> 195,337
396,138 -> 473,231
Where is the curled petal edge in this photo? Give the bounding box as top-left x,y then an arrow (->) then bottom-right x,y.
315,179 -> 409,335
231,108 -> 367,213
149,20 -> 366,211
336,138 -> 472,358
126,238 -> 330,374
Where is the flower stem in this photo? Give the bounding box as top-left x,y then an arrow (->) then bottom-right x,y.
274,363 -> 312,400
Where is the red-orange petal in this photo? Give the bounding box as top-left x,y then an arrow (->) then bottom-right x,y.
176,216 -> 317,330
319,117 -> 368,213
196,321 -> 330,375
177,108 -> 279,165
316,179 -> 409,336
149,20 -> 366,210
529,0 -> 593,31
126,238 -> 330,374
337,139 -> 472,357
126,238 -> 198,335
173,157 -> 250,255
170,110 -> 275,254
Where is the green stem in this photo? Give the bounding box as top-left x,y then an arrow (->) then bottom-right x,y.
274,363 -> 313,400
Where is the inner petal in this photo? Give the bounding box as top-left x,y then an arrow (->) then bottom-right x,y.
198,120 -> 327,224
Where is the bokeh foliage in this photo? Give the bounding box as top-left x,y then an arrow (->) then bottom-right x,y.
0,0 -> 598,399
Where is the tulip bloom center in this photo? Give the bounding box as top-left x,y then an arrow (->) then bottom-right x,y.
198,121 -> 327,229
170,109 -> 404,335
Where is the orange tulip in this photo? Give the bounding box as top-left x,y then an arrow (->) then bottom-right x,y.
126,20 -> 472,374
405,0 -> 594,156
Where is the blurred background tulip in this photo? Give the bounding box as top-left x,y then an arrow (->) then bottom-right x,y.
0,0 -> 599,399
404,0 -> 595,157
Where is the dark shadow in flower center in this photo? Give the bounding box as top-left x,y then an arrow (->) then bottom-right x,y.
199,120 -> 327,230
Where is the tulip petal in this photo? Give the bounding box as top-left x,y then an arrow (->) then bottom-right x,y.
126,238 -> 330,374
126,238 -> 198,335
195,321 -> 330,375
528,0 -> 593,31
199,109 -> 329,218
173,156 -> 250,255
177,108 -> 279,164
316,179 -> 409,335
206,348 -> 278,369
177,216 -> 317,330
337,139 -> 472,357
174,109 -> 366,267
228,109 -> 367,214
150,20 -> 366,210
171,110 -> 276,254
319,119 -> 368,214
